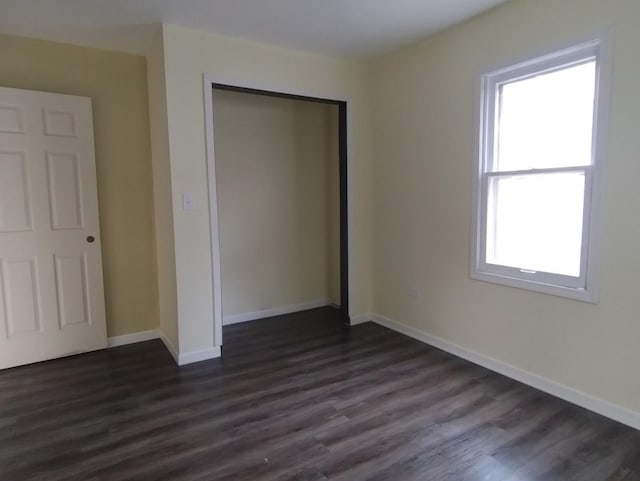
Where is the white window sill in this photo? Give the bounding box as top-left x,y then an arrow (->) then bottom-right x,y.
470,269 -> 598,304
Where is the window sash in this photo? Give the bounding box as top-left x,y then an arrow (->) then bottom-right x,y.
482,45 -> 599,175
478,166 -> 593,290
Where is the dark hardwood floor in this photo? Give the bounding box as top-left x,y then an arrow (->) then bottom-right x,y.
1,307 -> 639,481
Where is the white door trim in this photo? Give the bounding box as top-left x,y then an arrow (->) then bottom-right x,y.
203,76 -> 224,350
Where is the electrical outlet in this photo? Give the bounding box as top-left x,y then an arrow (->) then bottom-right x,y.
408,288 -> 420,298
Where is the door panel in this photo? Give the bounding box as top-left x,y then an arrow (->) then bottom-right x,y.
0,105 -> 24,134
43,109 -> 78,137
1,257 -> 41,337
0,86 -> 106,369
54,254 -> 90,328
0,150 -> 32,232
47,152 -> 84,230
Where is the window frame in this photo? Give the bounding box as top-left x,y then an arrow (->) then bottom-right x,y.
471,39 -> 611,303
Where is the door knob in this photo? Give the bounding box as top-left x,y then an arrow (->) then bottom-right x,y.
87,236 -> 95,243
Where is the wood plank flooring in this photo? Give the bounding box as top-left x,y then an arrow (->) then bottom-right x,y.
1,307 -> 639,480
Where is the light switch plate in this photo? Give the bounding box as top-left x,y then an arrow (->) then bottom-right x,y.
182,192 -> 196,211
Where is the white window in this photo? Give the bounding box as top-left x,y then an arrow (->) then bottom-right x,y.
471,40 -> 610,302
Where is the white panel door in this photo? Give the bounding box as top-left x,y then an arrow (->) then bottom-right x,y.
0,86 -> 107,369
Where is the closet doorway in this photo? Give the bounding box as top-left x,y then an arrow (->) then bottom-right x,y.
205,81 -> 349,344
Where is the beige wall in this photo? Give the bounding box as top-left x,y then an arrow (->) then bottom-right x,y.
213,90 -> 339,316
160,24 -> 373,354
146,29 -> 179,349
0,33 -> 158,338
372,0 -> 640,413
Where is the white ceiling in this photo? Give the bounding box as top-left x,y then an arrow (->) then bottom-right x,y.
0,0 -> 508,60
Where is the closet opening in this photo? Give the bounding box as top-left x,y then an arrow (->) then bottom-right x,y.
207,82 -> 350,344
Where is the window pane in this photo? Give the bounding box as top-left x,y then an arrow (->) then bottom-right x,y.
494,61 -> 596,171
486,172 -> 586,277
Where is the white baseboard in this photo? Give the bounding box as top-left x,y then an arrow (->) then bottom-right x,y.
223,298 -> 331,325
372,314 -> 640,431
178,346 -> 221,365
159,332 -> 220,366
350,313 -> 372,325
160,333 -> 179,364
107,329 -> 160,348
108,329 -> 220,367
